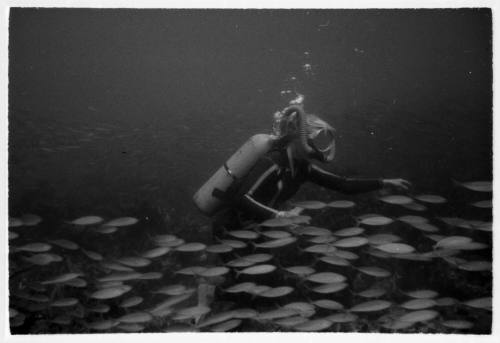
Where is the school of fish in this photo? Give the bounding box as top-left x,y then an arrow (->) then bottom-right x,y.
8,180 -> 492,333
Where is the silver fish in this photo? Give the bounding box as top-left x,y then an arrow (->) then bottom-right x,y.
283,302 -> 316,317
400,299 -> 436,310
274,316 -> 308,327
324,313 -> 358,323
258,286 -> 294,298
455,180 -> 492,192
414,194 -> 447,204
375,243 -> 415,254
294,319 -> 332,331
441,320 -> 474,329
218,239 -> 247,249
356,288 -> 387,298
172,305 -> 211,321
404,290 -> 439,299
357,266 -> 391,278
103,217 -> 139,227
86,319 -> 119,330
332,236 -> 368,248
333,227 -> 364,237
462,297 -> 492,310
48,239 -> 79,250
175,242 -> 207,252
379,195 -> 413,205
470,200 -> 492,208
359,215 -> 393,226
306,272 -> 346,284
199,266 -> 230,278
238,264 -> 276,276
328,200 -> 355,208
227,230 -> 259,240
22,253 -> 61,266
311,282 -> 348,294
206,244 -> 234,253
254,237 -> 297,249
398,215 -> 428,225
115,256 -> 151,267
50,297 -> 79,307
197,311 -> 237,328
16,242 -> 52,253
41,272 -> 83,285
312,299 -> 344,310
399,310 -> 439,323
224,282 -> 256,293
284,266 -> 315,277
90,285 -> 132,300
435,236 -> 473,249
292,200 -> 327,210
350,300 -> 392,312
20,214 -> 42,226
119,296 -> 144,308
261,230 -> 292,239
67,216 -> 103,225
259,217 -> 294,227
140,247 -> 171,258
118,311 -> 153,324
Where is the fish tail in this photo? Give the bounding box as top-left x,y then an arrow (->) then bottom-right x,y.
303,295 -> 313,303
233,252 -> 242,259
352,216 -> 361,226
274,259 -> 285,271
220,226 -> 230,236
301,281 -> 311,291
214,236 -> 223,244
310,257 -> 320,266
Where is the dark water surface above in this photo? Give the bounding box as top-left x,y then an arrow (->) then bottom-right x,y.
9,8 -> 491,218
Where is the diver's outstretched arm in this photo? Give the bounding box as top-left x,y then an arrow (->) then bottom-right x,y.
307,164 -> 384,194
308,164 -> 411,193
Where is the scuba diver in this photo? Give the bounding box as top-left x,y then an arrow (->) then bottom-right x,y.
193,95 -> 411,233
192,95 -> 411,308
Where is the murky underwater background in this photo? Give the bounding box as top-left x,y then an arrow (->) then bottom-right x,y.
8,8 -> 492,333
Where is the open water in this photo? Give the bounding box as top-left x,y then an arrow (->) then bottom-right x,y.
8,8 -> 492,334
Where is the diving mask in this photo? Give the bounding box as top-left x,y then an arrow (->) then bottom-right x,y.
306,114 -> 336,162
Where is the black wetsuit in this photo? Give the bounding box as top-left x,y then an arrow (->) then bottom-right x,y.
214,147 -> 383,231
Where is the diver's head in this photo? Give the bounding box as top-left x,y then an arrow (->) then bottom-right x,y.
273,105 -> 336,163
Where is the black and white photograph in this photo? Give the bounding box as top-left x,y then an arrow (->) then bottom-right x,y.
3,0 -> 496,337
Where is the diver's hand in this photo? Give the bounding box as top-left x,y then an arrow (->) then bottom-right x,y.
382,178 -> 412,191
275,207 -> 304,218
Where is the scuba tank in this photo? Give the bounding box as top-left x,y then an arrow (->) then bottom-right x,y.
193,103 -> 311,217
193,134 -> 278,216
